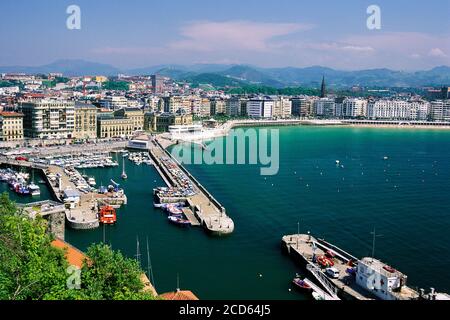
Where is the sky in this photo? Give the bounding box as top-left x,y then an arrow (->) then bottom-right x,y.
0,0 -> 449,70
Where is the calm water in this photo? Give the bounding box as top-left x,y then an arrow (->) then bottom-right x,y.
4,126 -> 450,299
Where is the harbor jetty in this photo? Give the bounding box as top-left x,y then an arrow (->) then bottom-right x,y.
282,233 -> 450,300
149,137 -> 234,235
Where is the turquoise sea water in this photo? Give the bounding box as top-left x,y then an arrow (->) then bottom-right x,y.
3,126 -> 450,299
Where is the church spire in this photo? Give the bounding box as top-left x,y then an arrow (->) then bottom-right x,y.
320,75 -> 326,98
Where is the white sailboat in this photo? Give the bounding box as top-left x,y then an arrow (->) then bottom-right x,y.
121,159 -> 127,180
28,170 -> 40,196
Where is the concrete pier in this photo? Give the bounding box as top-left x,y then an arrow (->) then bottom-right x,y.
149,138 -> 234,235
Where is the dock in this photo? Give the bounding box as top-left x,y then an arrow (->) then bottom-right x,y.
282,234 -> 374,300
182,207 -> 201,226
149,138 -> 234,235
303,278 -> 340,300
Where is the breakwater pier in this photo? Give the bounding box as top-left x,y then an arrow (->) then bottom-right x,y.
149,137 -> 234,235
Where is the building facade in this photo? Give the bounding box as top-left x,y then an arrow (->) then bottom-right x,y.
313,98 -> 335,117
144,112 -> 193,132
367,100 -> 430,120
73,102 -> 97,139
272,97 -> 292,118
97,116 -> 134,138
246,98 -> 274,118
114,107 -> 145,131
0,112 -> 24,141
20,99 -> 75,139
430,100 -> 450,121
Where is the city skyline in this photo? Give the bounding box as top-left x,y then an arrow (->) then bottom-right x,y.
0,0 -> 449,71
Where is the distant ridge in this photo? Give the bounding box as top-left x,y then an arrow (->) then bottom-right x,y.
1,59 -> 449,87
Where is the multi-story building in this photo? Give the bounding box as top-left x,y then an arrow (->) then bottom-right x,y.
144,112 -> 193,132
113,107 -> 145,131
272,97 -> 292,118
290,97 -> 309,117
226,96 -> 248,117
73,102 -> 97,139
210,98 -> 227,115
313,98 -> 335,117
367,100 -> 431,120
20,99 -> 75,139
337,98 -> 368,118
162,96 -> 192,114
246,97 -> 274,118
97,115 -> 134,139
430,100 -> 450,121
98,96 -> 128,111
0,112 -> 24,141
151,74 -> 165,94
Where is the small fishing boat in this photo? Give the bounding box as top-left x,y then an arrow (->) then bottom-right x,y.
28,183 -> 40,196
87,177 -> 96,186
99,206 -> 117,224
166,204 -> 183,215
168,215 -> 191,226
292,277 -> 312,291
15,184 -> 30,196
335,160 -> 340,165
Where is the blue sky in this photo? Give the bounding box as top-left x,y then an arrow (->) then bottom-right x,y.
0,0 -> 449,70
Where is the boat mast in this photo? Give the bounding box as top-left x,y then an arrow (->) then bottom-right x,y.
146,237 -> 156,290
135,236 -> 141,266
370,227 -> 383,260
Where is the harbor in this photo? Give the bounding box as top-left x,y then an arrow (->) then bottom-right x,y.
1,152 -> 128,231
1,126 -> 450,299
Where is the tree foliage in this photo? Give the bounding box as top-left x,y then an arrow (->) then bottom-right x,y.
0,193 -> 156,300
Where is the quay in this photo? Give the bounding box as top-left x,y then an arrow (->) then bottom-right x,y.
149,137 -> 234,235
282,234 -> 423,300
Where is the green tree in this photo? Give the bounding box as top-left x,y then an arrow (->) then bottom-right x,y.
0,193 -> 68,300
0,193 -> 156,300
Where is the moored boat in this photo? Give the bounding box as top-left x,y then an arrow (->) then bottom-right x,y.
292,277 -> 312,291
99,206 -> 117,224
28,183 -> 40,196
168,215 -> 191,226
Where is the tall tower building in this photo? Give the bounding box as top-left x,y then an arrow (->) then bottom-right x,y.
320,76 -> 326,98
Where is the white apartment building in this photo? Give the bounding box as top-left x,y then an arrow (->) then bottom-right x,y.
273,97 -> 292,118
340,98 -> 368,118
367,100 -> 430,120
246,98 -> 274,118
20,99 -> 75,139
313,98 -> 335,117
430,100 -> 450,121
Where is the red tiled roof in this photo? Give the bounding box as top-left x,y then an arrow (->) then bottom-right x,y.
160,290 -> 199,300
51,239 -> 87,268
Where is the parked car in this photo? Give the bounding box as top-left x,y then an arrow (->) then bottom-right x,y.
325,267 -> 340,279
